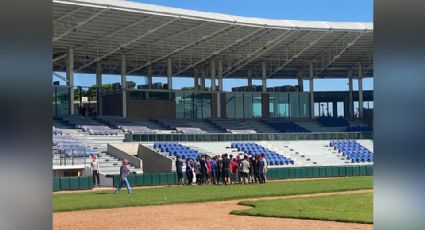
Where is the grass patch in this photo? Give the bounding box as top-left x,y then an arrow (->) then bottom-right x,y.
232,192 -> 373,224
53,176 -> 372,212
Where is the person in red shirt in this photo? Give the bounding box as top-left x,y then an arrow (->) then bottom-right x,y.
230,158 -> 238,185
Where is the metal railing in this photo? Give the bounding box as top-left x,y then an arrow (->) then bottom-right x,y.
52,156 -> 90,166
125,132 -> 373,142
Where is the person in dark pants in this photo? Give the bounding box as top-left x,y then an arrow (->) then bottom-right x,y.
253,155 -> 259,183
185,158 -> 194,185
175,156 -> 184,185
200,155 -> 208,185
90,155 -> 101,187
258,155 -> 266,184
195,156 -> 201,185
114,159 -> 132,194
222,154 -> 231,185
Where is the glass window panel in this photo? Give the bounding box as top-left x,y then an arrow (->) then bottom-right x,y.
202,93 -> 211,119
226,93 -> 235,118
243,93 -> 253,119
252,93 -> 262,118
278,93 -> 289,118
298,93 -> 309,118
289,93 -> 299,118
235,93 -> 244,119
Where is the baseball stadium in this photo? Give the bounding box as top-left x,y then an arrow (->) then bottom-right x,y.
52,0 -> 374,229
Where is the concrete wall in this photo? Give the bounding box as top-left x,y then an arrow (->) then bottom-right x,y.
137,144 -> 173,173
107,143 -> 143,169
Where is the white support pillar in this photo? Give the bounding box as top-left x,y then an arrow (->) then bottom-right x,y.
121,54 -> 127,118
167,58 -> 173,90
309,63 -> 314,118
96,62 -> 102,116
218,60 -> 223,91
358,63 -> 364,118
297,70 -> 303,92
147,65 -> 153,89
66,47 -> 74,115
210,60 -> 216,91
348,70 -> 354,119
262,61 -> 267,92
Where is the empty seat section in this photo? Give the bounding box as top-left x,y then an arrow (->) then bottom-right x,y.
330,140 -> 374,163
153,142 -> 202,159
230,142 -> 294,165
318,117 -> 349,127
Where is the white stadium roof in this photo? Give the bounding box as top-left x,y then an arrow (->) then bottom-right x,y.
53,0 -> 373,79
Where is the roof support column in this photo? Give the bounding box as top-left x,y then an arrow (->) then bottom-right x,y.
247,70 -> 253,90
200,69 -> 206,91
218,60 -> 223,91
309,63 -> 314,118
358,63 -> 364,118
96,62 -> 102,116
210,60 -> 216,92
66,47 -> 74,115
193,68 -> 199,91
147,66 -> 153,89
262,61 -> 267,92
348,70 -> 354,119
121,54 -> 127,118
298,70 -> 304,92
167,58 -> 173,90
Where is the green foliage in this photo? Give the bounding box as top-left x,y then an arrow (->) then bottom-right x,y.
53,176 -> 372,212
232,192 -> 373,224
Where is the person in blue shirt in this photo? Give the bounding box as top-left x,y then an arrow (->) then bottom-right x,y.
114,159 -> 132,194
175,156 -> 184,185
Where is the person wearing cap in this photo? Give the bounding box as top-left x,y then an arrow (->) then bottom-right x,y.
114,159 -> 132,194
90,155 -> 101,187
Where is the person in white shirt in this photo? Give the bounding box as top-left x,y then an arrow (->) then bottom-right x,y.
91,155 -> 101,187
261,153 -> 268,183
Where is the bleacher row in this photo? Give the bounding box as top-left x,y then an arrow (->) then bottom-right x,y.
330,140 -> 374,163
153,142 -> 294,166
58,116 -> 372,136
154,142 -> 200,159
231,142 -> 294,165
53,129 -> 100,157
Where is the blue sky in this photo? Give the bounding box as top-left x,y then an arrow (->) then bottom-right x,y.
55,0 -> 373,91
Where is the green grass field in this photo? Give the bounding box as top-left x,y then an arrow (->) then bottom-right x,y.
231,192 -> 373,224
53,176 -> 372,212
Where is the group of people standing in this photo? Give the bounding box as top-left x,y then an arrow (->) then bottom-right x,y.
175,153 -> 268,186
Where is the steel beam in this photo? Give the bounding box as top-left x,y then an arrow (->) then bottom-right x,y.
76,17 -> 179,71
223,29 -> 296,77
126,23 -> 236,75
172,27 -> 266,76
312,32 -> 365,78
266,31 -> 329,78
53,8 -> 108,42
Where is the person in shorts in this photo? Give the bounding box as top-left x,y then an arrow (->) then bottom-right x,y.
241,155 -> 250,184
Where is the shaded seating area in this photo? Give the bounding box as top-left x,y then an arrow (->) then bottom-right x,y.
318,117 -> 349,127
53,134 -> 100,158
330,140 -> 373,163
81,125 -> 119,135
231,142 -> 294,165
175,127 -> 207,134
119,125 -> 157,134
154,142 -> 201,159
267,121 -> 310,133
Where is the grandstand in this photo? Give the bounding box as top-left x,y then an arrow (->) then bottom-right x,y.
51,0 -> 373,188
